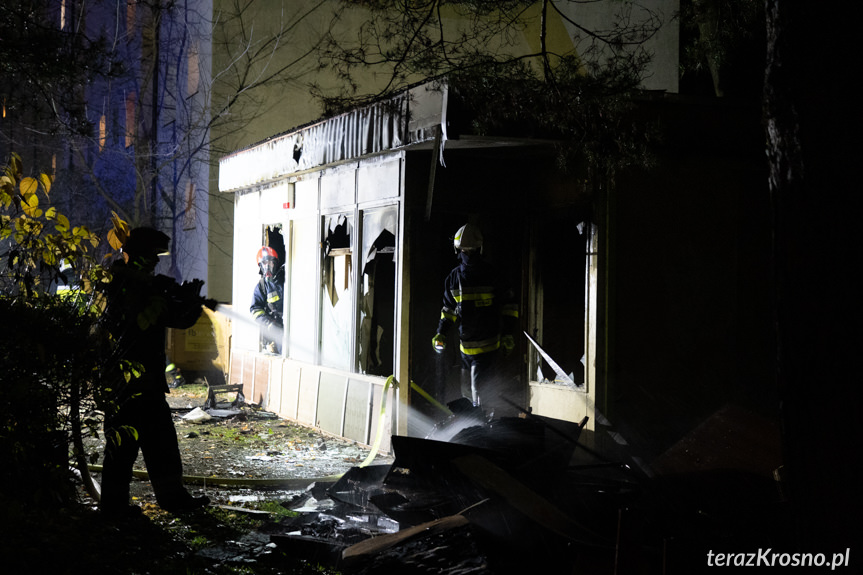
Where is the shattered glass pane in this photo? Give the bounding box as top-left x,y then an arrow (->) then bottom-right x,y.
531,220 -> 588,385
320,214 -> 354,370
358,207 -> 397,376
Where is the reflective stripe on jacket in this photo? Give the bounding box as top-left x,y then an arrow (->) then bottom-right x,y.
250,275 -> 284,326
436,252 -> 518,356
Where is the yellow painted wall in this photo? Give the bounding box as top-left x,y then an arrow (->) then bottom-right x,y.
167,307 -> 231,376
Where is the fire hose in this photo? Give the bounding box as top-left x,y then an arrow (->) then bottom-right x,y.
84,374 -> 402,493
358,374 -> 395,468
86,464 -> 344,489
409,381 -> 453,417
358,376 -> 452,467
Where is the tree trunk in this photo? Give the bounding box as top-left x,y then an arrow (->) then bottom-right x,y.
70,379 -> 100,502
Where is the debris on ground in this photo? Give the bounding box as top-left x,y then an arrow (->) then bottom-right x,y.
15,385 -> 789,574
261,399 -> 789,574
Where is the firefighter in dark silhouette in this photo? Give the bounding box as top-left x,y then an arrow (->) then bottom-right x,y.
250,246 -> 284,354
432,223 -> 519,412
100,227 -> 215,516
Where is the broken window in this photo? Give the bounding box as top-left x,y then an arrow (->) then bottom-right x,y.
320,214 -> 353,370
258,225 -> 285,354
358,207 -> 397,376
530,219 -> 588,385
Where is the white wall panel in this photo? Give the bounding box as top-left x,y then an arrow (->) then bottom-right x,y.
320,166 -> 356,209
357,155 -> 401,203
232,191 -> 262,350
260,182 -> 294,224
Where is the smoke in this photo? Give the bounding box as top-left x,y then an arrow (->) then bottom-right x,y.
406,405 -> 444,439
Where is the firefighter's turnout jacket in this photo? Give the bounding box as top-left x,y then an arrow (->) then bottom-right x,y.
102,260 -> 205,396
250,267 -> 285,328
99,251 -> 213,514
437,251 -> 518,357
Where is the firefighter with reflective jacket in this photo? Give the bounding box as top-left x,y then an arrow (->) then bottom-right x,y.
432,223 -> 519,411
250,246 -> 284,354
100,227 -> 215,516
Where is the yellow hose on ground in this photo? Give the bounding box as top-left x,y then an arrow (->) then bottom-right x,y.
358,375 -> 395,468
409,381 -> 453,416
92,375 -> 398,487
87,464 -> 344,488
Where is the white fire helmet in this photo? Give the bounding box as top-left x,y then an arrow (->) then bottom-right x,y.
453,223 -> 483,253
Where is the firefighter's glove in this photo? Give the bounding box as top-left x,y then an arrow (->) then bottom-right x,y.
432,333 -> 446,353
262,316 -> 283,333
182,279 -> 205,296
501,335 -> 515,356
203,298 -> 218,311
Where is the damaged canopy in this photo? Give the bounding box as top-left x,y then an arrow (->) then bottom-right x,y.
219,82 -> 449,193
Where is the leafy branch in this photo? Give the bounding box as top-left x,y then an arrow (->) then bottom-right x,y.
1,152 -> 101,298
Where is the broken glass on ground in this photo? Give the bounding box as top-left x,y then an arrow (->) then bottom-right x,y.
266,405 -> 599,573
264,397 -> 787,575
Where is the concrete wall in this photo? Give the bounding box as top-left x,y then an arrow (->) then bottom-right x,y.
557,0 -> 680,93
229,349 -> 395,452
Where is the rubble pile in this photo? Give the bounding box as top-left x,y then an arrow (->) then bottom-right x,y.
268,405 -> 619,573
267,401 -> 786,574
95,386 -> 782,573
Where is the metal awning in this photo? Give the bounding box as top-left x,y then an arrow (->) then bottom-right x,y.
218,81 -> 449,193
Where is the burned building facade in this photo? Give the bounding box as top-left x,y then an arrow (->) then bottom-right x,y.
217,79 -> 777,477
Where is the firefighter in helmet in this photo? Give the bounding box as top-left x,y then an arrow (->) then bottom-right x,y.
250,246 -> 284,354
432,223 -> 519,412
99,227 -> 214,516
